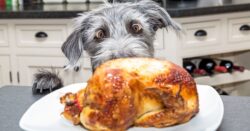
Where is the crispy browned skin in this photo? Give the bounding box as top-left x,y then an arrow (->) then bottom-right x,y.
61,58 -> 199,131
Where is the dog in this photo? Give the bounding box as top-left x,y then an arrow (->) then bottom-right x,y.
32,0 -> 181,94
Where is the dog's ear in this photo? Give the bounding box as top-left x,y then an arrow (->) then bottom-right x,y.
61,30 -> 84,67
61,13 -> 91,67
136,0 -> 181,32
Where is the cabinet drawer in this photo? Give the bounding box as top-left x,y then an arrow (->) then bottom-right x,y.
228,17 -> 250,43
15,25 -> 67,48
182,21 -> 222,48
0,25 -> 8,47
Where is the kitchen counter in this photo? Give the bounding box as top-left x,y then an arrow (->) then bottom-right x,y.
0,85 -> 250,131
0,0 -> 250,19
164,0 -> 250,17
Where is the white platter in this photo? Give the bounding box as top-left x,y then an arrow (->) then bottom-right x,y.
20,83 -> 224,131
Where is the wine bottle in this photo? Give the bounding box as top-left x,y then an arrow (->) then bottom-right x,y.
220,60 -> 234,73
219,59 -> 245,72
199,58 -> 217,75
183,60 -> 208,76
183,61 -> 196,74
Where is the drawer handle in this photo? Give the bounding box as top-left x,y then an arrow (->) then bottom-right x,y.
194,30 -> 207,37
239,25 -> 250,31
35,32 -> 48,38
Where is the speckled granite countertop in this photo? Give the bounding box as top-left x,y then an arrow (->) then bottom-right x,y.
0,0 -> 250,19
1,86 -> 250,131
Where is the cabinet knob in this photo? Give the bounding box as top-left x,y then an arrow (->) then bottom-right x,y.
239,25 -> 250,31
194,30 -> 207,37
35,31 -> 48,38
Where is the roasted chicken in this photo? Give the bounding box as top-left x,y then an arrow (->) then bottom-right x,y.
60,58 -> 199,131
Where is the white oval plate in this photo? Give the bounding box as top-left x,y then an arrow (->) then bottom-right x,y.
20,83 -> 224,131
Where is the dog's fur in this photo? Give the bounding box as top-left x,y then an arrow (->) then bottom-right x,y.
32,0 -> 180,93
62,0 -> 180,71
32,69 -> 63,94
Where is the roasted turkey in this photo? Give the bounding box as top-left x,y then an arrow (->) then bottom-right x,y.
60,58 -> 199,131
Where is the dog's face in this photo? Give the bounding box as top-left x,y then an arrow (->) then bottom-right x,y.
62,0 -> 180,71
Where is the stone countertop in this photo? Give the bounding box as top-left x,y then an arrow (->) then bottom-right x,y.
0,3 -> 100,19
164,0 -> 250,17
0,0 -> 250,19
1,85 -> 250,131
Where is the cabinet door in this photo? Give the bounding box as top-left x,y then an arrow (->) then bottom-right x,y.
0,25 -> 8,47
17,56 -> 88,86
154,29 -> 164,49
0,56 -> 11,86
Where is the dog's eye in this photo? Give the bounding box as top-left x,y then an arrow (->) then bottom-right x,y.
132,23 -> 143,33
95,30 -> 105,39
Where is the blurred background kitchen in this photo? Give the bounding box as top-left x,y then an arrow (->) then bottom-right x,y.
0,0 -> 250,96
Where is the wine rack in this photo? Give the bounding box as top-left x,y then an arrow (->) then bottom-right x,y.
182,51 -> 250,96
195,70 -> 250,86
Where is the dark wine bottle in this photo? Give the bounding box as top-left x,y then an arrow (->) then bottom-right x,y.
220,60 -> 234,73
199,58 -> 216,75
183,61 -> 196,74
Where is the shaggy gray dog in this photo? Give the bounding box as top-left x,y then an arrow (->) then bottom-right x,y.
32,0 -> 180,93
62,0 -> 180,71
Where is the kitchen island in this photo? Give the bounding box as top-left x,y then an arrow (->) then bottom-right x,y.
0,0 -> 249,18
0,85 -> 250,131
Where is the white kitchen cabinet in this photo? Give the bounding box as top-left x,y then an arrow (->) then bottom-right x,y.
181,20 -> 222,49
0,19 -> 73,86
17,56 -> 77,86
0,25 -> 8,47
174,12 -> 250,59
15,24 -> 67,48
0,56 -> 11,86
228,17 -> 250,43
